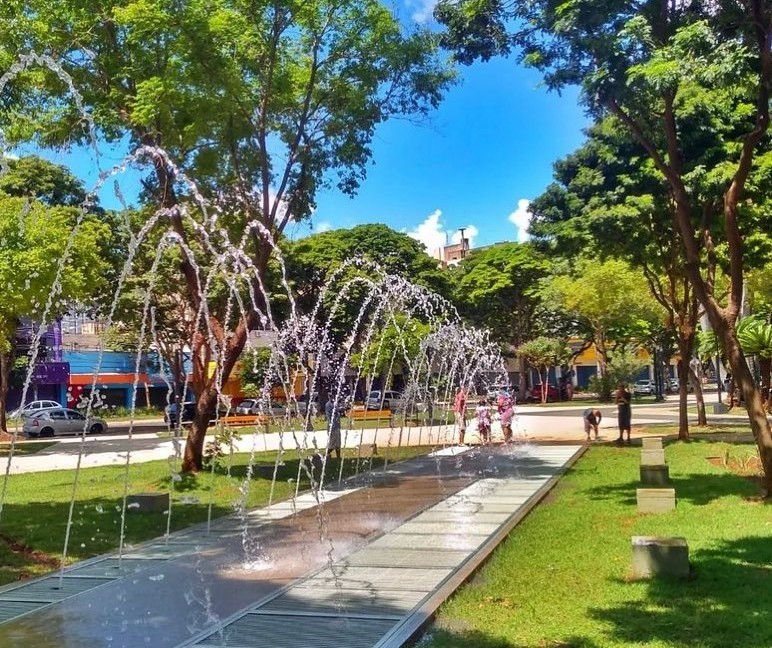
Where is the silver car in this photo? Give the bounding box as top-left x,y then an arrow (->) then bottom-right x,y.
23,408 -> 108,437
8,400 -> 62,420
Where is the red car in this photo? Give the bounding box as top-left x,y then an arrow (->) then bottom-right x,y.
528,384 -> 560,402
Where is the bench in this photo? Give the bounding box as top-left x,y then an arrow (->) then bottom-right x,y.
350,409 -> 392,421
219,415 -> 269,427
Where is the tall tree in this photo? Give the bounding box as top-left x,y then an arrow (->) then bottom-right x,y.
0,195 -> 108,431
437,0 -> 772,491
542,259 -> 664,399
451,242 -> 550,346
1,0 -> 454,470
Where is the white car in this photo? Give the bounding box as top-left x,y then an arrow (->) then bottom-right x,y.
8,400 -> 62,419
23,408 -> 107,437
366,390 -> 403,410
633,380 -> 654,396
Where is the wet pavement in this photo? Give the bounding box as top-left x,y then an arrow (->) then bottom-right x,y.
0,443 -> 582,648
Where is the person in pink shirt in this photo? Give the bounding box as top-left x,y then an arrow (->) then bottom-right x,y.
476,398 -> 492,444
498,394 -> 515,442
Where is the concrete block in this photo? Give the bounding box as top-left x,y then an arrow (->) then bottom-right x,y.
640,464 -> 670,485
641,449 -> 666,466
632,536 -> 689,579
713,403 -> 729,414
641,437 -> 663,450
636,488 -> 676,513
126,493 -> 167,513
357,443 -> 378,458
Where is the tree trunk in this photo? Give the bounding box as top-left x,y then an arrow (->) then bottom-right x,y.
689,365 -> 708,426
676,358 -> 690,440
0,348 -> 10,434
713,315 -> 772,495
759,356 -> 771,406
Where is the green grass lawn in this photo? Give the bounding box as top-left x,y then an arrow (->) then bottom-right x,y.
420,432 -> 771,648
0,445 -> 430,585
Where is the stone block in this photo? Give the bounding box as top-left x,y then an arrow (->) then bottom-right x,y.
640,464 -> 670,485
636,488 -> 676,513
640,449 -> 666,466
126,493 -> 167,513
357,443 -> 378,458
713,402 -> 729,414
641,437 -> 663,450
632,536 -> 689,579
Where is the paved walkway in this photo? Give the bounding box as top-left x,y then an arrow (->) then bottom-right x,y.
0,443 -> 583,647
2,403 -> 680,475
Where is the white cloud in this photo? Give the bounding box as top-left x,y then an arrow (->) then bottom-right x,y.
407,209 -> 478,258
406,0 -> 438,24
314,221 -> 332,233
407,209 -> 446,257
508,199 -> 532,243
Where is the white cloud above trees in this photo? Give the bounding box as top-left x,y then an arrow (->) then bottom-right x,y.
507,199 -> 532,243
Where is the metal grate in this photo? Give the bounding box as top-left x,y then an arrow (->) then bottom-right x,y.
66,558 -> 166,578
0,601 -> 47,623
0,576 -> 113,602
260,587 -> 424,617
343,548 -> 468,570
394,520 -> 500,536
368,533 -> 484,552
121,543 -> 198,560
195,612 -> 397,647
299,566 -> 451,592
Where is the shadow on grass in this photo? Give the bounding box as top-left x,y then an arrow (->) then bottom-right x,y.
416,628 -> 602,648
590,535 -> 772,647
587,470 -> 763,506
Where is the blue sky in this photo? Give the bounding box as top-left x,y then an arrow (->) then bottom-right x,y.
288,55 -> 589,252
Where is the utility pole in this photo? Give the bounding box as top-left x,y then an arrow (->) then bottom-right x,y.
458,227 -> 467,259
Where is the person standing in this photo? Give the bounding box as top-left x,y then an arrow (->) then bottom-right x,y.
615,383 -> 632,445
583,408 -> 602,441
498,394 -> 515,442
454,387 -> 467,445
325,396 -> 346,459
476,398 -> 492,444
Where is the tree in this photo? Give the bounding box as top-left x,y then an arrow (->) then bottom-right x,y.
451,242 -> 550,345
436,0 -> 772,491
0,156 -> 88,207
517,336 -> 571,404
0,195 -> 109,431
542,259 -> 663,399
2,0 -> 454,470
283,223 -> 451,342
530,117 -> 719,436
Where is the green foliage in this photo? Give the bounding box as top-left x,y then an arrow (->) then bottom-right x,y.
0,195 -> 109,351
517,336 -> 571,402
541,259 -> 664,370
451,242 -> 553,345
0,156 -> 87,207
352,315 -> 431,381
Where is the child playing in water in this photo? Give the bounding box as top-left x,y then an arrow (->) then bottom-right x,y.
476,398 -> 491,444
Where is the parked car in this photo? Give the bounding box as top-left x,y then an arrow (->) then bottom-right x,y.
633,380 -> 654,396
526,384 -> 560,402
366,390 -> 403,410
23,408 -> 107,437
668,378 -> 693,393
164,401 -> 197,426
8,400 -> 62,420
